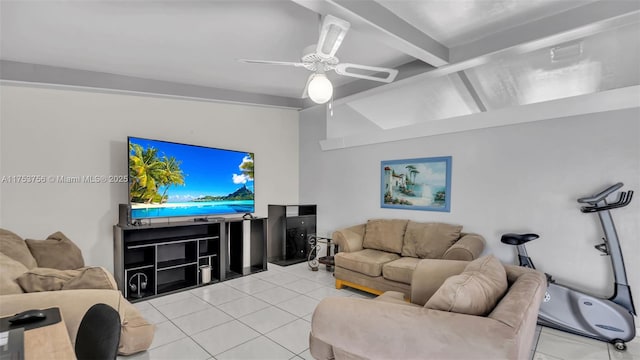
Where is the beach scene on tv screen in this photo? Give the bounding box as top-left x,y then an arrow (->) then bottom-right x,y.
129,137 -> 254,219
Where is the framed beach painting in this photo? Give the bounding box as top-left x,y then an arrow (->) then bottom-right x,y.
381,156 -> 452,212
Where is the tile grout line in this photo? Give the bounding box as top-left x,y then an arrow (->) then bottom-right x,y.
215,267 -> 325,356
146,303 -> 196,353
137,264 -> 334,359
213,333 -> 300,359
153,296 -> 247,359
167,290 -> 314,356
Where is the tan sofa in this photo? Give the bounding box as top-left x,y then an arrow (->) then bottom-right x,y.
310,257 -> 547,360
333,219 -> 485,298
0,228 -> 154,355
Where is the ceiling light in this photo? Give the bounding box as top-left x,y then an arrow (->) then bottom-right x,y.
308,73 -> 333,104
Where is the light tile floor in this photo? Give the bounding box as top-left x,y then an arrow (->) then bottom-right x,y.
119,262 -> 640,360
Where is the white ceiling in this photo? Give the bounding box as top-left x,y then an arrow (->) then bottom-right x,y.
376,0 -> 598,47
0,0 -> 412,98
1,0 -> 639,115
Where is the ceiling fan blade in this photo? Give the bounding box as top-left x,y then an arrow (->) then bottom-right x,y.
316,15 -> 350,59
334,63 -> 399,83
238,59 -> 307,68
301,73 -> 314,99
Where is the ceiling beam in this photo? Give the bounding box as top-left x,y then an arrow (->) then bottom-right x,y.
0,60 -> 304,109
321,86 -> 640,150
289,0 -> 449,66
451,0 -> 640,64
329,0 -> 640,106
457,71 -> 487,113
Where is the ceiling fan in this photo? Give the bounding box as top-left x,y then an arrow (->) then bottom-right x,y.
239,15 -> 399,104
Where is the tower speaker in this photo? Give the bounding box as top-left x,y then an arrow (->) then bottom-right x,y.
119,203 -> 131,226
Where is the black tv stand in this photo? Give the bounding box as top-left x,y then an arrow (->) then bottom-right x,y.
114,217 -> 267,302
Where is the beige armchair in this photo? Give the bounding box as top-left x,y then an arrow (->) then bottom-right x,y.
310,258 -> 546,360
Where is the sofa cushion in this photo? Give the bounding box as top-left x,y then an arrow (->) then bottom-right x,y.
16,267 -> 115,292
25,231 -> 85,270
382,257 -> 421,284
425,255 -> 508,316
362,219 -> 408,254
335,249 -> 400,277
401,221 -> 463,259
0,228 -> 38,269
0,252 -> 28,294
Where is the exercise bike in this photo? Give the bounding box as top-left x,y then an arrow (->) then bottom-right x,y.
501,183 -> 636,351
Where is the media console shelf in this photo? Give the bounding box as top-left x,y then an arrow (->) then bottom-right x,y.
114,217 -> 266,302
268,204 -> 316,266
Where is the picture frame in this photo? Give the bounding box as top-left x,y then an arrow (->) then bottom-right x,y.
381,156 -> 452,212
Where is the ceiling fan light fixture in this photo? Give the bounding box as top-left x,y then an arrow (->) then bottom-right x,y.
308,73 -> 333,104
239,14 -> 396,102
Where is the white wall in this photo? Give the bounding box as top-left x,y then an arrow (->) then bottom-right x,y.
299,105 -> 639,309
0,84 -> 300,271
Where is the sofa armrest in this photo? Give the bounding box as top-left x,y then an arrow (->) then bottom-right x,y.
410,259 -> 468,306
95,266 -> 118,290
0,289 -> 154,355
442,233 -> 485,261
488,267 -> 546,360
490,266 -> 546,329
311,297 -> 517,360
332,224 -> 365,253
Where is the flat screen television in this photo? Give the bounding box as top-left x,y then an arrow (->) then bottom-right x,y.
128,136 -> 254,220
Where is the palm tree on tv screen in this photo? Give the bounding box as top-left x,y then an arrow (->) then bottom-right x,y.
158,156 -> 185,202
240,153 -> 254,180
129,144 -> 185,204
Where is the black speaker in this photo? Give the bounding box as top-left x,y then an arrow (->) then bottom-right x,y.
119,203 -> 131,226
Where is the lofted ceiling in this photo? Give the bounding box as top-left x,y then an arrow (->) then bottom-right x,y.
1,0 -> 639,136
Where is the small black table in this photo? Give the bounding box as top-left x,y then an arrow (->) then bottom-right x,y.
308,235 -> 339,271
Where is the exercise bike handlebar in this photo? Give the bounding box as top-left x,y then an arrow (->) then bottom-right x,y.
577,182 -> 624,204
581,190 -> 634,213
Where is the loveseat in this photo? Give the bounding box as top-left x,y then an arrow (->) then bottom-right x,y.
332,219 -> 485,298
0,228 -> 154,355
310,256 -> 547,359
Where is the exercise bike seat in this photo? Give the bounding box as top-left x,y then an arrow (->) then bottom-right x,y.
500,233 -> 539,245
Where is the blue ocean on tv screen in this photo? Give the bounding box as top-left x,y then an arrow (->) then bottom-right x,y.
131,201 -> 254,218
128,137 -> 254,219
